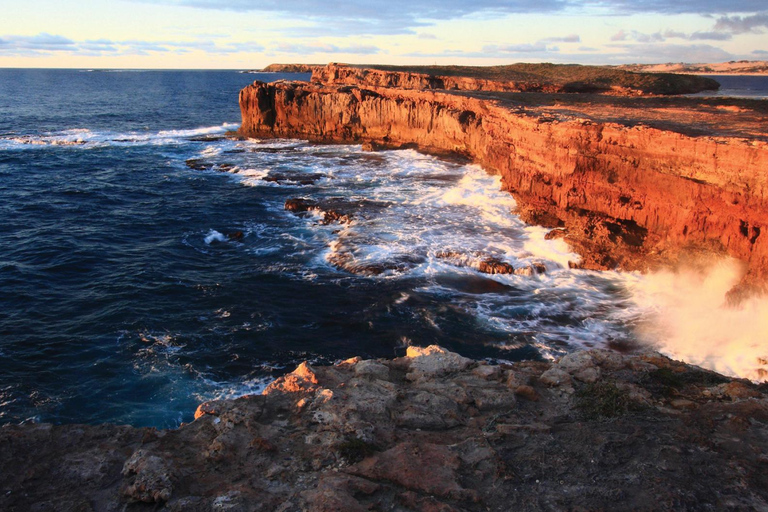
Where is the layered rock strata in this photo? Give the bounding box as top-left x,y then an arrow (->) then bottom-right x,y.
238,79 -> 768,293
2,346 -> 767,511
312,63 -> 720,95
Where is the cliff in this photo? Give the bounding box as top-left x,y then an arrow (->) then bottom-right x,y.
260,63 -> 323,74
238,79 -> 768,294
312,63 -> 720,95
3,347 -> 767,511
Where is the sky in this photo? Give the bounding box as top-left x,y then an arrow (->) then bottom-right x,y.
1,0 -> 767,68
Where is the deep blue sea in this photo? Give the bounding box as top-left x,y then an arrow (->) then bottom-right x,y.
1,70 -> 764,428
689,75 -> 768,99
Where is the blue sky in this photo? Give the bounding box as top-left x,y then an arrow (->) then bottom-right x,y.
1,0 -> 766,68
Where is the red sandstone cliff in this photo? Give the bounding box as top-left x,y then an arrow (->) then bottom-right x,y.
238,80 -> 768,293
312,63 -> 720,96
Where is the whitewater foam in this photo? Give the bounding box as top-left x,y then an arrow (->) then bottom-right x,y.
629,259 -> 768,382
204,230 -> 228,245
0,123 -> 239,150
187,139 -> 763,383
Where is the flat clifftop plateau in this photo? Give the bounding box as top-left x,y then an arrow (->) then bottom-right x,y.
3,346 -> 768,511
312,63 -> 720,96
259,63 -> 323,73
619,60 -> 768,75
238,79 -> 768,296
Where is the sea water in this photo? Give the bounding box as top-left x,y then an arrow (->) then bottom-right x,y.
0,69 -> 764,428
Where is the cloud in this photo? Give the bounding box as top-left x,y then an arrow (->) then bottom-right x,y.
606,42 -> 733,63
476,34 -> 576,56
0,32 -> 265,57
611,27 -> 734,44
418,33 -> 438,40
0,33 -> 76,54
483,42 -> 554,54
753,49 -> 768,55
596,0 -> 766,15
133,0 -> 566,35
610,30 -> 628,42
541,34 -> 580,43
714,14 -> 768,34
689,31 -> 732,41
662,30 -> 687,39
272,42 -> 381,55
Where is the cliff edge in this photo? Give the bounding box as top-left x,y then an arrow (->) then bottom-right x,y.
2,347 -> 767,511
312,63 -> 720,95
238,74 -> 768,295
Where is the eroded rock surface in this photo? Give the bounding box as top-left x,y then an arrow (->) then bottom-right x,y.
312,63 -> 719,96
2,346 -> 768,511
238,76 -> 768,294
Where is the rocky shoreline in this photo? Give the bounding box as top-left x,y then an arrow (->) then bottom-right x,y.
238,65 -> 768,296
4,64 -> 768,511
3,346 -> 767,511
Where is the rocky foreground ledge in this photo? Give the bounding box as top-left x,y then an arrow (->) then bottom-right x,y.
2,346 -> 767,511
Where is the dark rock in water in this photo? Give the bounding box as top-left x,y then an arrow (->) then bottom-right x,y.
328,251 -> 425,276
435,251 -> 544,276
227,231 -> 244,242
513,262 -> 548,276
285,197 -> 319,213
185,160 -> 236,172
435,275 -> 516,294
188,135 -> 226,142
263,171 -> 325,185
476,257 -> 516,275
284,198 -> 354,225
361,141 -> 389,152
248,146 -> 293,154
185,158 -> 211,171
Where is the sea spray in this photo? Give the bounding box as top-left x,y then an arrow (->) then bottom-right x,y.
630,258 -> 768,382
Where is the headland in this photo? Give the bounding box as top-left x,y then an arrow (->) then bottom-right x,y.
239,63 -> 768,298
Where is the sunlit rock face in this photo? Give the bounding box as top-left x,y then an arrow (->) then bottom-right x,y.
238,76 -> 768,296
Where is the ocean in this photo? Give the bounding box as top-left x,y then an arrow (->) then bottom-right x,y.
0,69 -> 764,428
688,74 -> 768,99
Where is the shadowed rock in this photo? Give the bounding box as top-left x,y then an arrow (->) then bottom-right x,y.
2,346 -> 768,510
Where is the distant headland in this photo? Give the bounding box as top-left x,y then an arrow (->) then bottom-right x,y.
239,62 -> 768,299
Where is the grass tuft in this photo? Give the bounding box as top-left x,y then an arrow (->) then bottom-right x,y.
337,438 -> 379,464
575,382 -> 631,420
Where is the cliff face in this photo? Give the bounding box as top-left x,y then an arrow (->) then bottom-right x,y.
239,80 -> 768,290
3,347 -> 767,511
312,63 -> 720,95
312,63 -> 559,93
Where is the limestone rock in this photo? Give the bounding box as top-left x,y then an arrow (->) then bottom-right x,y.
353,360 -> 390,380
348,442 -> 466,499
539,367 -> 572,387
264,361 -> 319,394
121,450 -> 173,503
3,346 -> 768,511
405,345 -> 472,380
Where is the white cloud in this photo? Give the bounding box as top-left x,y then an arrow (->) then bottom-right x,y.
714,14 -> 768,34
0,33 -> 265,57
